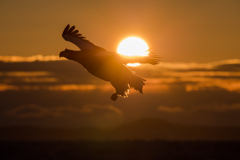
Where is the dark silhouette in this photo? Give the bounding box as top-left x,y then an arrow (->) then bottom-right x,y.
60,24 -> 160,101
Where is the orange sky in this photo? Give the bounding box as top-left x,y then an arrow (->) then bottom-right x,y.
1,0 -> 240,62
1,0 -> 240,137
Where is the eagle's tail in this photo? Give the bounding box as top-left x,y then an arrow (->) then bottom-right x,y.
128,74 -> 146,93
110,72 -> 145,101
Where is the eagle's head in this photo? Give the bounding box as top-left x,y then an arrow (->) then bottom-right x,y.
59,48 -> 71,59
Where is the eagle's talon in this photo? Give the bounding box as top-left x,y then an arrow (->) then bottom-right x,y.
111,93 -> 118,101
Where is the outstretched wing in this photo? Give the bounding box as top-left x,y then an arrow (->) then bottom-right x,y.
62,24 -> 106,52
118,51 -> 160,65
94,50 -> 160,65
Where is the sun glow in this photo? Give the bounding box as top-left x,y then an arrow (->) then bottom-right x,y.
117,37 -> 149,66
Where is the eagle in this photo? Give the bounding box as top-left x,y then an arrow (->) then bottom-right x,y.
60,24 -> 160,101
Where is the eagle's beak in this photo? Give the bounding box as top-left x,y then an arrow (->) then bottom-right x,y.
59,48 -> 68,58
59,51 -> 63,58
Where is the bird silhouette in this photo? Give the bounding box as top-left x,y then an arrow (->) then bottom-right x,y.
60,24 -> 160,101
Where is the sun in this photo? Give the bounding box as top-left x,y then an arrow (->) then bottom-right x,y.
117,37 -> 149,66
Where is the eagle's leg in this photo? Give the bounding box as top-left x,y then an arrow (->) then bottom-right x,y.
111,93 -> 118,101
110,80 -> 128,101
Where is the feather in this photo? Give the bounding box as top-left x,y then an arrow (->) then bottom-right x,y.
75,34 -> 82,37
62,25 -> 106,52
72,30 -> 79,35
62,24 -> 70,37
68,26 -> 75,33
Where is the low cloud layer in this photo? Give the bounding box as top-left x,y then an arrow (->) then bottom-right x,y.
1,58 -> 240,127
0,55 -> 61,62
5,104 -> 122,118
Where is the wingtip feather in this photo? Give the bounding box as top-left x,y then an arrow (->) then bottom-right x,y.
68,26 -> 75,33
72,30 -> 79,35
62,24 -> 70,37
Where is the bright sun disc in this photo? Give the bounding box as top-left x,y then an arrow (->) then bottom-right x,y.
117,37 -> 149,66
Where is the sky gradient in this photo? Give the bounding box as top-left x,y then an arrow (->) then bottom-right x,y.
1,0 -> 240,141
1,0 -> 240,62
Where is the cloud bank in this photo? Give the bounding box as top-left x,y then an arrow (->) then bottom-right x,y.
1,58 -> 240,127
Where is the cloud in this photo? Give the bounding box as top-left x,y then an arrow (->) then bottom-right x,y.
1,59 -> 240,94
0,71 -> 51,77
158,59 -> 240,71
5,104 -> 49,118
5,104 -> 123,118
47,84 -> 98,91
0,85 -> 40,91
194,103 -> 240,112
160,71 -> 240,78
0,83 -> 171,93
1,59 -> 240,127
143,84 -> 170,93
1,55 -> 240,71
158,106 -> 183,112
0,55 -> 61,62
0,84 -> 112,92
82,104 -> 123,115
1,59 -> 240,95
22,77 -> 57,83
0,84 -> 19,91
185,78 -> 240,92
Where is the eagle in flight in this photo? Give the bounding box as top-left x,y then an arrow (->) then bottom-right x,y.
60,24 -> 160,101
